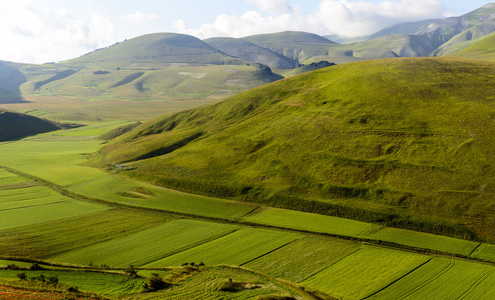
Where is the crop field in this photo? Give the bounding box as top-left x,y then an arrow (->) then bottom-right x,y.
51,219 -> 239,267
302,245 -> 430,299
0,269 -> 145,297
0,209 -> 174,258
69,175 -> 258,219
0,285 -> 97,300
471,243 -> 495,263
129,266 -> 306,300
369,227 -> 481,256
0,185 -> 109,230
145,227 -> 301,267
243,207 -> 380,237
0,169 -> 30,186
244,237 -> 360,282
368,257 -> 495,299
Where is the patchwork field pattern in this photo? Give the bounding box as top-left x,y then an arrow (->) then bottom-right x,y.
145,227 -> 302,267
243,208 -> 380,237
302,245 -> 430,299
0,185 -> 109,230
368,258 -> 495,299
51,219 -> 239,267
244,237 -> 360,282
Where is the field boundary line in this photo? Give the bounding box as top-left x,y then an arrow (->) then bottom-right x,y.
1,164 -> 495,267
362,258 -> 433,300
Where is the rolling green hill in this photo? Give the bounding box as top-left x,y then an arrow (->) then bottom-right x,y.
447,32 -> 495,60
63,33 -> 243,68
89,57 -> 495,241
204,37 -> 298,69
0,109 -> 69,141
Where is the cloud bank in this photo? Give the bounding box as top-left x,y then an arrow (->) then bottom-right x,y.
176,0 -> 444,39
0,0 -> 115,63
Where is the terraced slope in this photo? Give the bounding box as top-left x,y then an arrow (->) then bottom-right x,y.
90,57 -> 495,241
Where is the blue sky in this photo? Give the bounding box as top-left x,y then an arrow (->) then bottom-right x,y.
0,0 -> 492,64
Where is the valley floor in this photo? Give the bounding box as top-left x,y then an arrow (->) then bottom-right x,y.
1,123 -> 495,299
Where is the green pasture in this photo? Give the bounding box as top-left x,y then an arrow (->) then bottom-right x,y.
51,219 -> 238,267
0,199 -> 108,230
0,209 -> 173,259
130,266 -> 303,300
470,243 -> 495,263
69,175 -> 258,219
369,227 -> 481,256
244,208 -> 380,237
0,169 -> 30,185
145,227 -> 301,267
368,257 -> 495,299
244,237 -> 360,282
302,245 -> 430,299
0,269 -> 145,297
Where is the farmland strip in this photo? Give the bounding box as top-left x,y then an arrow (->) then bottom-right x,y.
0,164 -> 492,266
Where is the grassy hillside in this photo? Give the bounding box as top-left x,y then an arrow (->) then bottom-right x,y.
63,33 -> 243,68
90,57 -> 495,241
243,31 -> 337,63
447,32 -> 495,60
0,61 -> 27,104
0,109 -> 69,141
204,37 -> 297,69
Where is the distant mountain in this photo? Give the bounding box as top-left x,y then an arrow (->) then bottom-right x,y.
0,61 -> 27,103
0,109 -> 69,141
447,31 -> 495,60
66,33 -> 244,68
242,31 -> 337,64
204,37 -> 298,69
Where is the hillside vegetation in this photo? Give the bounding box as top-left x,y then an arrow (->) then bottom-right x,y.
90,57 -> 495,241
0,109 -> 70,141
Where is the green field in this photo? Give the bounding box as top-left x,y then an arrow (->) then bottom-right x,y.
51,219 -> 239,267
244,207 -> 380,237
146,228 -> 301,267
302,245 -> 430,299
369,227 -> 481,256
368,258 -> 495,299
69,175 -> 258,219
0,185 -> 109,230
470,243 -> 495,263
0,209 -> 173,258
244,237 -> 360,282
0,269 -> 145,297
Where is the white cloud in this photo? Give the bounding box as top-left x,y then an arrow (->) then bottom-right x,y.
247,0 -> 294,14
312,0 -> 444,37
176,0 -> 444,39
0,1 -> 115,63
121,11 -> 160,24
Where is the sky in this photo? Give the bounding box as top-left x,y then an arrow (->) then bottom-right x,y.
0,0 -> 492,64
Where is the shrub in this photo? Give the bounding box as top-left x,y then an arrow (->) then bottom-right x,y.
16,272 -> 27,280
144,273 -> 169,291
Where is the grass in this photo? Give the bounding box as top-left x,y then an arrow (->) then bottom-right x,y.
302,245 -> 430,299
145,228 -> 301,267
0,185 -> 109,230
0,209 -> 174,259
130,265 -> 310,300
50,219 -> 239,267
369,227 -> 481,256
69,175 -> 258,219
243,207 -> 380,237
0,269 -> 145,297
367,257 -> 495,299
244,237 -> 360,282
91,57 -> 495,241
470,243 -> 495,263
